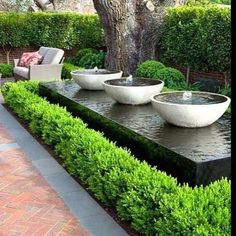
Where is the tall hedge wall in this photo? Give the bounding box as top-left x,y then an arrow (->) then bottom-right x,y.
0,12 -> 104,50
159,6 -> 230,72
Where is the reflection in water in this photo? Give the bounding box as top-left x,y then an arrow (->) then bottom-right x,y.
46,81 -> 231,162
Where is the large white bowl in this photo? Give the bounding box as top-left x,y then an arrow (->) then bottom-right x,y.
151,91 -> 231,128
71,69 -> 122,90
103,78 -> 164,105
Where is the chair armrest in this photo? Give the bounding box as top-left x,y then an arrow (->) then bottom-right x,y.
29,64 -> 63,81
14,59 -> 19,67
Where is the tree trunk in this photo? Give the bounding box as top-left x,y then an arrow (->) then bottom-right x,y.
2,46 -> 11,65
93,0 -> 186,75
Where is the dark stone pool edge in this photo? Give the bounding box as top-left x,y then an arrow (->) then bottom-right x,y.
39,83 -> 230,186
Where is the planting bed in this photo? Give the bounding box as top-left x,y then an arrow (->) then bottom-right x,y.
39,81 -> 231,185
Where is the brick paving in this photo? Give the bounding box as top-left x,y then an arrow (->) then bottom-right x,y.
0,124 -> 90,236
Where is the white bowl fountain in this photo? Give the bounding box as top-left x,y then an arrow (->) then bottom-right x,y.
151,91 -> 231,128
103,75 -> 164,105
71,67 -> 123,90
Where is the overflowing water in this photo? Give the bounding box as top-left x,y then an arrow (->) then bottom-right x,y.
42,81 -> 231,184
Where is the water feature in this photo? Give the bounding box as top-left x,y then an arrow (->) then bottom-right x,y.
182,91 -> 192,101
126,74 -> 133,84
39,81 -> 231,185
103,77 -> 164,105
151,91 -> 230,128
70,67 -> 122,90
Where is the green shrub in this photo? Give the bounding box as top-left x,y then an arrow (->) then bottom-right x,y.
73,48 -> 98,66
1,81 -> 231,236
79,52 -> 105,69
187,0 -> 211,5
153,67 -> 185,88
0,64 -> 13,77
187,0 -> 230,5
135,60 -> 165,78
159,6 -> 230,72
61,62 -> 82,79
155,179 -> 231,235
218,84 -> 231,98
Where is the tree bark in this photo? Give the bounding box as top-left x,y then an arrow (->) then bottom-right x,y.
93,0 -> 186,75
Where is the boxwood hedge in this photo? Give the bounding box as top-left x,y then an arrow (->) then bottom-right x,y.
1,81 -> 231,236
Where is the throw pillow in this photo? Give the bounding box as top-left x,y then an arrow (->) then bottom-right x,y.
18,51 -> 43,67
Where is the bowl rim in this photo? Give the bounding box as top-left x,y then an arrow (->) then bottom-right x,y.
150,91 -> 231,106
103,78 -> 164,88
71,69 -> 123,76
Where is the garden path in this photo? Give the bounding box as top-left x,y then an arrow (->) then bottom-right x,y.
0,95 -> 129,236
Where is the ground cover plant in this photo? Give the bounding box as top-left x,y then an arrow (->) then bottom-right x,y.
1,81 -> 231,236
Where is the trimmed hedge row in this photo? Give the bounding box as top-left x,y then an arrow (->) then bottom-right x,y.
159,6 -> 230,72
1,81 -> 231,236
0,12 -> 104,50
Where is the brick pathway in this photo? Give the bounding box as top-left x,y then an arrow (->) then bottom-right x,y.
0,124 -> 90,236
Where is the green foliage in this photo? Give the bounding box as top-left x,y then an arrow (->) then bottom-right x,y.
61,62 -> 82,79
187,0 -> 230,5
1,81 -> 231,236
209,0 -> 230,4
79,52 -> 106,69
159,6 -> 230,72
135,60 -> 165,78
155,179 -> 231,235
0,12 -> 104,50
187,0 -> 211,5
153,67 -> 185,88
218,84 -> 231,98
73,48 -> 98,66
135,60 -> 166,79
135,61 -> 200,90
0,64 -> 13,77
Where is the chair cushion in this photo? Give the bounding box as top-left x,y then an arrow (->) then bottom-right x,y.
38,46 -> 49,57
18,51 -> 43,67
14,66 -> 29,79
41,48 -> 64,65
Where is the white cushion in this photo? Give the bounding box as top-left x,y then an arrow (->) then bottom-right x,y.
41,48 -> 64,64
38,46 -> 49,57
14,66 -> 29,79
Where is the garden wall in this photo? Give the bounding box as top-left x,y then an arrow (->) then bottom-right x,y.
174,65 -> 231,85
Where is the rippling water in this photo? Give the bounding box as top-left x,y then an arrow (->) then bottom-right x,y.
45,81 -> 231,162
154,92 -> 227,105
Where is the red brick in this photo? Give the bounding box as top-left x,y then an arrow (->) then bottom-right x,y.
0,125 -> 90,235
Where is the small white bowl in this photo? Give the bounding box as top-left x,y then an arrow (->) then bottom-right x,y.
71,69 -> 123,90
151,91 -> 231,128
103,78 -> 164,105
